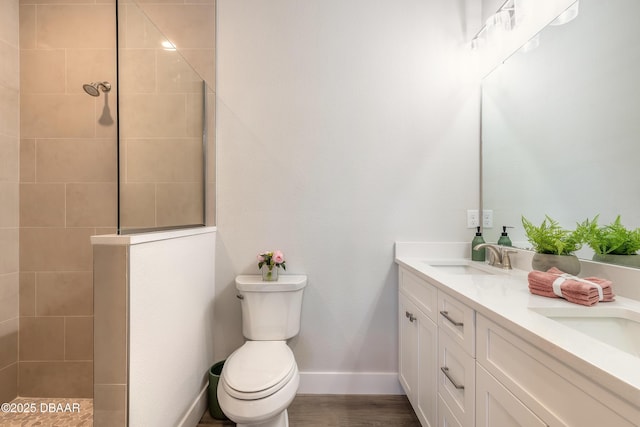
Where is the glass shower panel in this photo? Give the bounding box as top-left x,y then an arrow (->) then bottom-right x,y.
117,0 -> 206,233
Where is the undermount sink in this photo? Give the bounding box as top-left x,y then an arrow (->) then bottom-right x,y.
424,261 -> 502,276
531,306 -> 640,357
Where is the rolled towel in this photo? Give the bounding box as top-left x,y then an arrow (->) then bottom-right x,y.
528,267 -> 614,306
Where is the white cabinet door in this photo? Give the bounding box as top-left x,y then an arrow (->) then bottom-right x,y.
476,364 -> 546,427
399,293 -> 418,399
400,292 -> 438,427
416,307 -> 438,427
438,395 -> 463,427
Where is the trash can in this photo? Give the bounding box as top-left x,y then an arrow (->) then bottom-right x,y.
208,360 -> 229,420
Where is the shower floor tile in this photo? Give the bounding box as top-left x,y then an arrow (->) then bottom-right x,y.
0,397 -> 92,427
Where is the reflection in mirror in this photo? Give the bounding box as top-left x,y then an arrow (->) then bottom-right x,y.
482,0 -> 640,265
117,0 -> 207,233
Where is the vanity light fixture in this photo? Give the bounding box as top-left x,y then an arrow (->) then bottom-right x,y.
471,0 -> 517,50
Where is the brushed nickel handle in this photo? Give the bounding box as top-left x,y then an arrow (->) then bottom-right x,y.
441,367 -> 465,390
236,294 -> 244,300
440,311 -> 463,327
405,311 -> 416,322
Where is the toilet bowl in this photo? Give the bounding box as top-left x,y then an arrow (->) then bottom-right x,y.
217,275 -> 307,427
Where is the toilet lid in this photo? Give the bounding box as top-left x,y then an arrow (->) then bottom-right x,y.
222,341 -> 296,400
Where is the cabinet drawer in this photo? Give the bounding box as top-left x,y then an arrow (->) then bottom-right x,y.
477,314 -> 639,427
400,267 -> 438,322
438,331 -> 475,427
437,291 -> 475,357
476,364 -> 546,427
438,394 -> 463,427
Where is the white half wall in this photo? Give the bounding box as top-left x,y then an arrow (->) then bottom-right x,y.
215,0 -> 481,393
128,228 -> 216,426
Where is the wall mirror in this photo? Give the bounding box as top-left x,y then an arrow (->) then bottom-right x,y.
117,0 -> 208,233
482,0 -> 640,264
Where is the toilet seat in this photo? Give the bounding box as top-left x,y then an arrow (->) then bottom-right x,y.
222,341 -> 296,400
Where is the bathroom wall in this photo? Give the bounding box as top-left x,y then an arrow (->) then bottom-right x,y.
18,0 -> 117,397
216,0 -> 480,392
0,0 -> 20,405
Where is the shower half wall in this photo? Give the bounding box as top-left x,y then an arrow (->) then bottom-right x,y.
13,0 -> 215,402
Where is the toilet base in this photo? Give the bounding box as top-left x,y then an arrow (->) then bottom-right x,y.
237,409 -> 288,427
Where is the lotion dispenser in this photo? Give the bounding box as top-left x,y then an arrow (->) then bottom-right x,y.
497,226 -> 513,247
471,226 -> 486,261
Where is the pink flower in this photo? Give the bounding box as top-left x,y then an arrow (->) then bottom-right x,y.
257,254 -> 265,263
273,250 -> 285,264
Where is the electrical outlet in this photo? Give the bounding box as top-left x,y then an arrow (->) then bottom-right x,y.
467,209 -> 479,228
483,209 -> 493,228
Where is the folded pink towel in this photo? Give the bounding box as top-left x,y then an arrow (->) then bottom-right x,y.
528,267 -> 614,306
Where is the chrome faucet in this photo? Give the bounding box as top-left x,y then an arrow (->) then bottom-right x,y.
473,243 -> 517,270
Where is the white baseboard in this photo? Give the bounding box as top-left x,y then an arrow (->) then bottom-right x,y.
297,372 -> 404,395
178,384 -> 209,427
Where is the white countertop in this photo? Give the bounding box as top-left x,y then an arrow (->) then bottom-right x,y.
395,254 -> 640,408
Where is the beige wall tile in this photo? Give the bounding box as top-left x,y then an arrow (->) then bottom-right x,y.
0,135 -> 19,182
36,272 -> 93,316
0,318 -> 18,369
127,138 -> 203,182
20,228 -> 94,272
156,49 -> 203,93
0,85 -> 19,137
0,273 -> 19,323
95,96 -> 118,138
19,272 -> 36,317
0,0 -> 19,47
36,139 -> 117,183
21,94 -> 95,138
94,384 -> 126,427
121,3 -> 166,50
36,5 -> 115,49
20,139 -> 35,183
65,316 -> 93,361
119,93 -> 187,137
0,363 -> 18,404
67,48 -> 116,95
138,4 -> 215,49
20,49 -> 65,94
119,183 -> 156,229
0,183 -> 19,227
19,361 -> 93,397
66,183 -> 117,227
180,48 -> 215,89
19,5 -> 36,49
93,245 -> 127,385
119,49 -> 156,93
0,41 -> 20,90
19,317 -> 65,361
186,92 -> 204,138
156,182 -> 204,227
0,229 -> 19,275
20,183 -> 65,227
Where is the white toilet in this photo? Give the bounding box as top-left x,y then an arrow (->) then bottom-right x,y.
217,274 -> 307,427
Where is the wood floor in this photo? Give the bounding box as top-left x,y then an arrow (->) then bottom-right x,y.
198,394 -> 421,426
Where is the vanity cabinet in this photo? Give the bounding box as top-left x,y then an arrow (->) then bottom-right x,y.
476,314 -> 639,427
399,267 -> 476,427
399,268 -> 438,427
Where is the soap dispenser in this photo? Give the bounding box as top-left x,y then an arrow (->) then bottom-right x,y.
471,226 -> 486,261
497,226 -> 513,247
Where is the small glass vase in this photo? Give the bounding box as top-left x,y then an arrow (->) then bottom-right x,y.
261,267 -> 278,282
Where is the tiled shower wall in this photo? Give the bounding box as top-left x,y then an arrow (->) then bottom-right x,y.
0,0 -> 20,405
18,0 -> 117,397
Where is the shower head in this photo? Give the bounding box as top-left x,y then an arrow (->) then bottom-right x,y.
83,81 -> 111,97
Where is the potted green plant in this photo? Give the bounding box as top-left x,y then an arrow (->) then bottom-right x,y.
521,215 -> 584,274
580,215 -> 640,267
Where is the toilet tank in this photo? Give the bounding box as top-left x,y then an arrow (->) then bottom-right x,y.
235,275 -> 307,340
